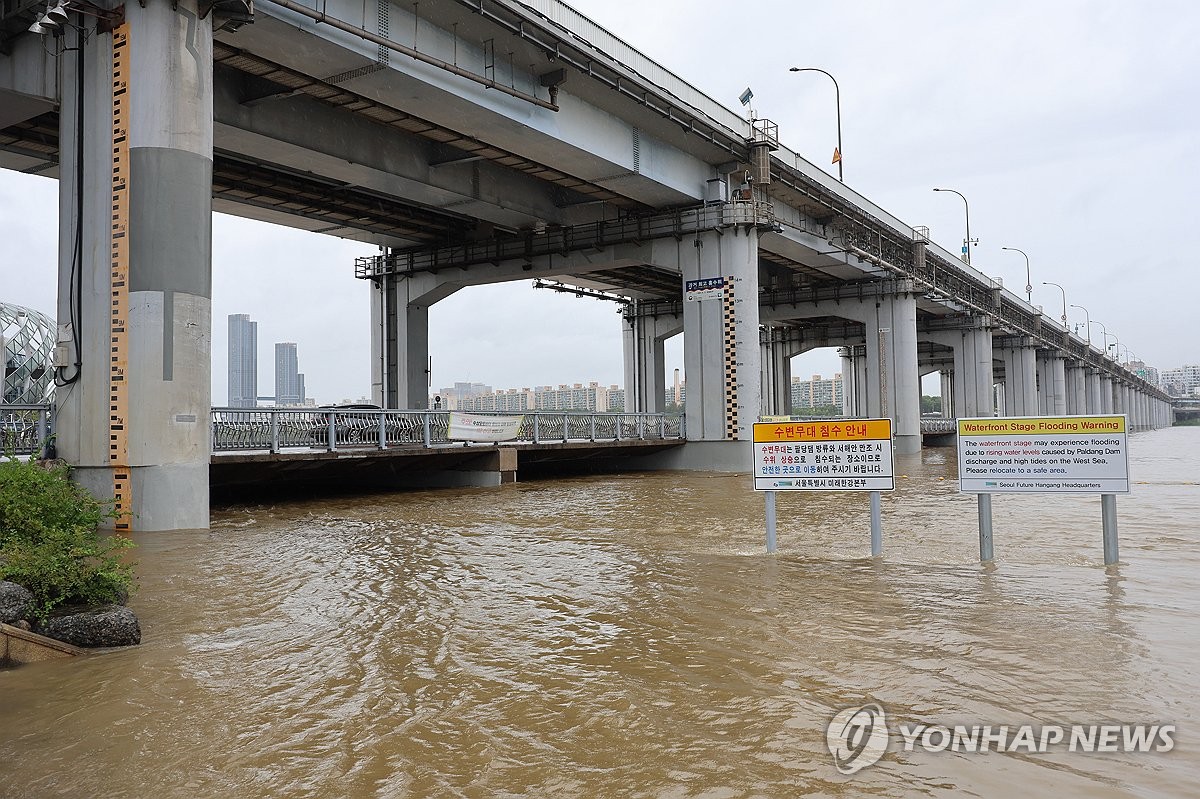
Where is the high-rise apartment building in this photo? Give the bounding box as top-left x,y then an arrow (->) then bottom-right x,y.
227,314 -> 257,407
790,373 -> 844,411
275,342 -> 304,406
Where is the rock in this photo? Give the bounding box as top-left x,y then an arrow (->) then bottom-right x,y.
0,581 -> 34,624
36,606 -> 141,648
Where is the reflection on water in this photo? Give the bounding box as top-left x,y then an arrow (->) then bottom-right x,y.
2,428 -> 1198,797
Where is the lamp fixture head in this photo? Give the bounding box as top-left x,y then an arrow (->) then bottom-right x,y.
45,1 -> 69,25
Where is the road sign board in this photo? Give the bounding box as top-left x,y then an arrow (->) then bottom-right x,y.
752,419 -> 894,491
956,415 -> 1130,494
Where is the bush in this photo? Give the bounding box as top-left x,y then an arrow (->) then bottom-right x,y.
0,456 -> 135,621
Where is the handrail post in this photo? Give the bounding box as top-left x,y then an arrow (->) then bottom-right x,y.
327,410 -> 337,452
562,413 -> 568,443
270,411 -> 280,453
659,413 -> 665,439
422,411 -> 432,447
533,413 -> 541,444
378,412 -> 387,450
638,414 -> 645,440
590,414 -> 596,441
616,415 -> 623,441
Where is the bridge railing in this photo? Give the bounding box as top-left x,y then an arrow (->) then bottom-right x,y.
0,404 -> 53,458
211,408 -> 686,453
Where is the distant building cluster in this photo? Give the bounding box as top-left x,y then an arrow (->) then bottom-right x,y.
435,381 -> 626,413
790,373 -> 844,410
227,314 -> 312,407
1160,364 -> 1200,396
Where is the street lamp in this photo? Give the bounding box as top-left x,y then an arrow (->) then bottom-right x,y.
1070,303 -> 1091,345
789,67 -> 843,182
1001,246 -> 1033,304
1089,320 -> 1112,358
932,187 -> 977,264
1042,281 -> 1067,328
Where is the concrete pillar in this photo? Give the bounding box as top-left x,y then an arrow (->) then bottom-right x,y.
1064,363 -> 1085,415
623,307 -> 677,413
851,346 -> 869,417
1086,369 -> 1103,415
56,4 -> 214,531
760,328 -> 793,416
940,369 -> 953,418
371,273 -> 459,409
925,320 -> 993,418
999,342 -> 1038,416
682,228 -> 761,440
839,347 -> 855,416
1100,376 -> 1115,414
863,290 -> 920,454
995,381 -> 1006,416
1048,357 -> 1066,414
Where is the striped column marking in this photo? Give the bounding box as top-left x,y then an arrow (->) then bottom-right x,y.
723,276 -> 738,439
110,24 -> 131,530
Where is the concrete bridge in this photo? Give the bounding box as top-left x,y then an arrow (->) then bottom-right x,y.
0,0 -> 1171,529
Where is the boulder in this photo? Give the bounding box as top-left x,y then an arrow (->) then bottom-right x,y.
36,605 -> 141,648
0,581 -> 34,624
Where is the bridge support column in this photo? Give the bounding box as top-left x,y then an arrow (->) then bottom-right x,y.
1065,363 -> 1087,415
998,341 -> 1038,416
371,271 -> 461,409
1100,375 -> 1115,414
939,369 -> 954,418
1086,369 -> 1103,415
682,228 -> 761,441
760,327 -> 794,416
864,290 -> 920,454
622,307 -> 680,413
1038,353 -> 1068,415
925,319 -> 994,418
839,347 -> 856,416
55,3 -> 214,531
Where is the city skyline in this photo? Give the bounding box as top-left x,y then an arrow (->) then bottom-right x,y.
2,2 -> 1198,406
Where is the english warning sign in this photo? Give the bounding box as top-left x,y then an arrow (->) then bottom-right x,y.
956,415 -> 1130,494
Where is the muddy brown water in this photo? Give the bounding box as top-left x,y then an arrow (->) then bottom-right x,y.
2,427 -> 1197,797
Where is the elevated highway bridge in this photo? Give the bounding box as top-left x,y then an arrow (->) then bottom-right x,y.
0,0 -> 1171,528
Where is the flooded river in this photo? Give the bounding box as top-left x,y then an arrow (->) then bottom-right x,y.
2,427 -> 1198,797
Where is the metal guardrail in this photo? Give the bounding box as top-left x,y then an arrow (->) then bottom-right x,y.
211,407 -> 686,453
0,404 -> 52,458
920,418 -> 958,435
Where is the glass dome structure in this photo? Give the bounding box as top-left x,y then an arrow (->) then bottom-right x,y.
2,302 -> 55,404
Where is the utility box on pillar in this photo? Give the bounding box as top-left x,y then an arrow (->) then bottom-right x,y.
749,118 -> 778,186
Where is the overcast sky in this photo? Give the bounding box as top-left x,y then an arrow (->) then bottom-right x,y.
3,0 -> 1197,405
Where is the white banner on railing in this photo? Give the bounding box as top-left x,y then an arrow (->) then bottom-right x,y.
448,412 -> 524,442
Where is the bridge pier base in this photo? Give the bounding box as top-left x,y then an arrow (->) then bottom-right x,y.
54,3 -> 214,531
682,227 -> 761,441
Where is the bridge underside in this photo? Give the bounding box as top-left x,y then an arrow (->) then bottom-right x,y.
0,0 -> 1171,530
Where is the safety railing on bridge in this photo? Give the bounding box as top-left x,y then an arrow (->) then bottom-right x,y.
1,404 -> 53,458
210,407 -> 686,453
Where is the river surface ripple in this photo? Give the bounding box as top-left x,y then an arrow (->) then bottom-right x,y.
2,427 -> 1198,798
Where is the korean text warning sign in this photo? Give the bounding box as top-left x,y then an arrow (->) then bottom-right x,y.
957,415 -> 1129,494
752,419 -> 894,491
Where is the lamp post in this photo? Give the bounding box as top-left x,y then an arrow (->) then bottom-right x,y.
1089,320 -> 1110,358
789,67 -> 843,182
1070,304 -> 1091,345
1001,246 -> 1032,304
932,187 -> 976,264
1042,281 -> 1068,327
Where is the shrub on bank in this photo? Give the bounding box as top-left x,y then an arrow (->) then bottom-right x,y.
0,456 -> 135,622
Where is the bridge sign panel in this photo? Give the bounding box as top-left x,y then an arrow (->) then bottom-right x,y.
957,415 -> 1129,494
684,277 -> 725,302
752,419 -> 894,491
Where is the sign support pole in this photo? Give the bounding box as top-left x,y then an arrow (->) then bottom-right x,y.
869,491 -> 882,555
1101,494 -> 1119,565
765,490 -> 777,554
978,494 -> 994,561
